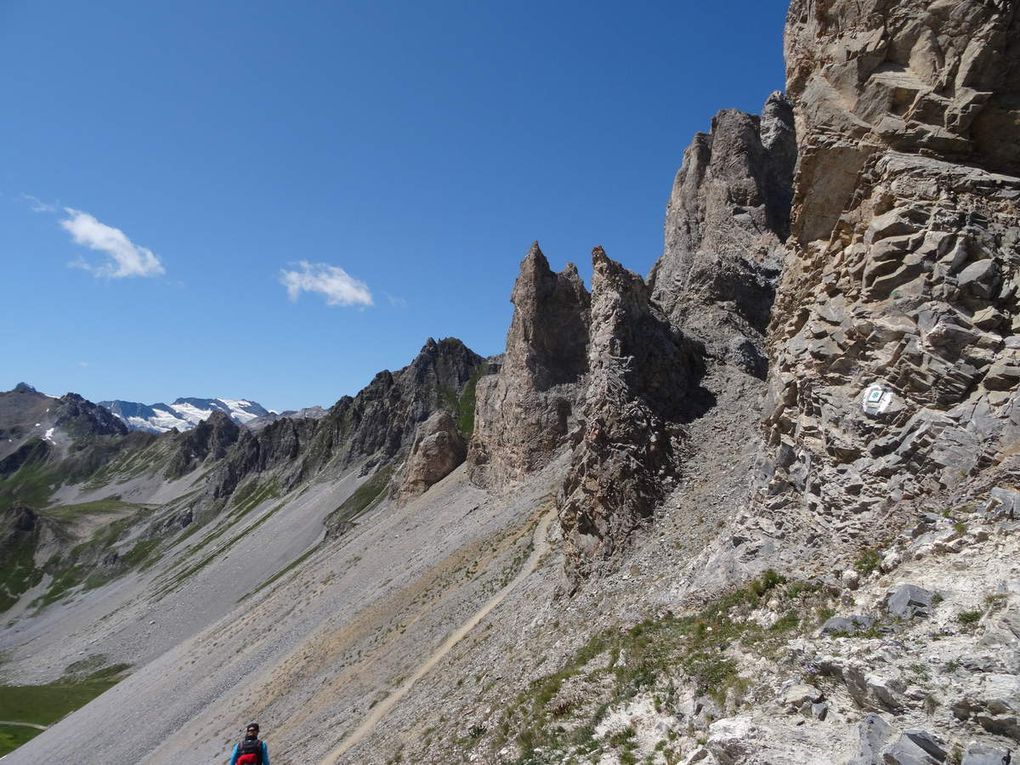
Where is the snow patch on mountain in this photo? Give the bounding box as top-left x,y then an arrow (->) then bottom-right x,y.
100,397 -> 271,433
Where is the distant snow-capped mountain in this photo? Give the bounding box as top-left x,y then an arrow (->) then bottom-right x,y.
99,397 -> 272,433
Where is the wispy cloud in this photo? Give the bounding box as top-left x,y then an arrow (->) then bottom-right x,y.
384,292 -> 409,309
22,193 -> 56,213
60,208 -> 164,278
280,261 -> 373,307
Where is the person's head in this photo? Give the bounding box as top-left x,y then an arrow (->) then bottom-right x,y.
245,723 -> 259,739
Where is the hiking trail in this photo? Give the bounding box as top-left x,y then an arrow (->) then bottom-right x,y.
318,507 -> 557,763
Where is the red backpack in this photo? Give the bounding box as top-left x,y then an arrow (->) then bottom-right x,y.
236,737 -> 263,765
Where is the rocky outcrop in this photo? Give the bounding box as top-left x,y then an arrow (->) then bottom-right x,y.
648,93 -> 796,376
165,411 -> 241,479
54,393 -> 128,441
398,410 -> 467,500
469,243 -> 591,485
559,248 -> 704,580
750,0 -> 1020,560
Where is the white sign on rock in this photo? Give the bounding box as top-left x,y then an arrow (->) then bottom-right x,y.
861,383 -> 893,416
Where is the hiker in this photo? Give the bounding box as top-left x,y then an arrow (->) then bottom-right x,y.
228,722 -> 270,765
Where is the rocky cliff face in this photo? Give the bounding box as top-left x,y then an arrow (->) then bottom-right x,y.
468,243 -> 591,485
750,0 -> 1020,564
649,93 -> 796,377
559,248 -> 704,580
52,393 -> 128,441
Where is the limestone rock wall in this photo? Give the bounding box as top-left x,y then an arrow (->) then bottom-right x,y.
752,0 -> 1020,556
398,410 -> 467,500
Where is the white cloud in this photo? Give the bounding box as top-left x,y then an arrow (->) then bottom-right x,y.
60,208 -> 165,278
280,261 -> 373,307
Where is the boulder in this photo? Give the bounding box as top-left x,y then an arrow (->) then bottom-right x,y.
705,716 -> 757,765
821,614 -> 875,635
779,683 -> 823,711
398,411 -> 467,499
962,742 -> 1013,765
849,713 -> 895,765
882,730 -> 948,765
952,674 -> 1020,740
888,585 -> 935,619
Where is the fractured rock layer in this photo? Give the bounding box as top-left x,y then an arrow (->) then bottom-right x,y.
752,0 -> 1020,556
559,248 -> 704,580
398,410 -> 467,500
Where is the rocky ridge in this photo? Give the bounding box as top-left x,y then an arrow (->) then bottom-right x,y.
3,1 -> 1020,763
559,248 -> 705,580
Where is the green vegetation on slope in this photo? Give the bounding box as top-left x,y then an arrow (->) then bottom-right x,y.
0,529 -> 43,612
496,572 -> 834,764
325,464 -> 394,534
0,663 -> 130,756
33,506 -> 159,609
0,457 -> 59,513
438,363 -> 487,438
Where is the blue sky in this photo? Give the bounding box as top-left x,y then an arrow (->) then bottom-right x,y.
0,1 -> 789,411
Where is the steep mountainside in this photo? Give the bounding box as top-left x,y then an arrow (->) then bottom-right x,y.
3,1 -> 1020,764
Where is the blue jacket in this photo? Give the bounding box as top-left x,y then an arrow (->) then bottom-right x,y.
228,738 -> 270,765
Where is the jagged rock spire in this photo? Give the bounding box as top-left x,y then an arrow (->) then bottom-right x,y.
648,93 -> 796,377
468,242 -> 591,485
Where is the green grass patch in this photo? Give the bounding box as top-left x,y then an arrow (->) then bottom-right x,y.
957,610 -> 982,625
0,529 -> 43,612
456,365 -> 486,437
853,548 -> 882,576
32,507 -> 158,609
0,724 -> 38,755
0,458 -> 60,513
0,663 -> 130,756
41,497 -> 144,522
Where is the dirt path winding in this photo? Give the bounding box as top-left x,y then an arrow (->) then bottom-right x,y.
0,721 -> 48,730
319,508 -> 556,764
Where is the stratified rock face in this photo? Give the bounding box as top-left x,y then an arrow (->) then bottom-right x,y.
649,93 -> 796,376
752,0 -> 1020,556
784,0 -> 1020,245
559,248 -> 703,580
399,410 -> 467,500
468,243 -> 591,485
